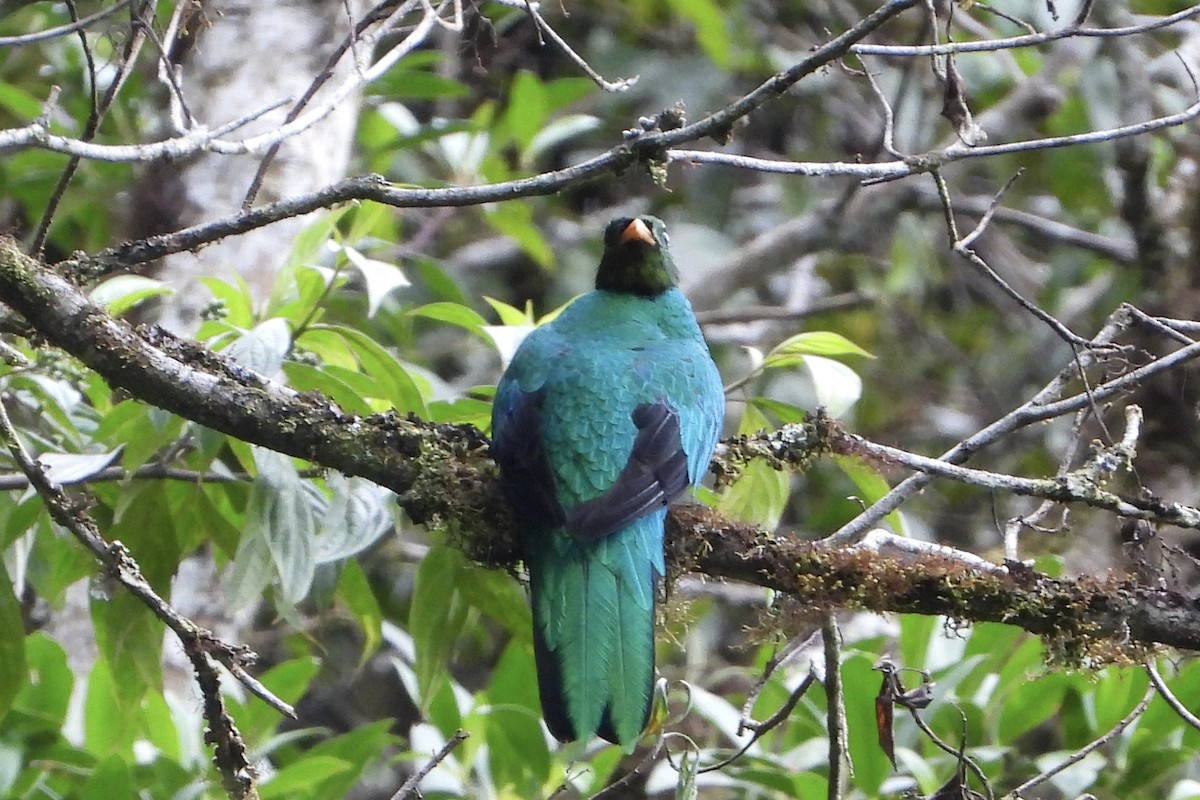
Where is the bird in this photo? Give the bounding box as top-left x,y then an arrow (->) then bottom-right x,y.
490,215 -> 725,752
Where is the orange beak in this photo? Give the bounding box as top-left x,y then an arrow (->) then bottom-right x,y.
619,218 -> 655,246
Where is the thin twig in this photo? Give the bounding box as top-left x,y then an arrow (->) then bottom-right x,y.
958,170 -> 1022,249
1146,661 -> 1200,732
1004,681 -> 1155,798
824,616 -> 849,800
589,736 -> 666,799
491,0 -> 639,91
825,304 -> 1153,544
0,462 -> 276,491
666,98 -> 1200,185
390,730 -> 469,800
241,0 -> 415,208
834,406 -> 1200,529
909,710 -> 994,800
694,292 -> 874,326
0,396 -> 296,714
31,0 -> 102,257
858,54 -> 902,158
853,5 -> 1200,56
79,0 -> 918,273
0,0 -> 132,47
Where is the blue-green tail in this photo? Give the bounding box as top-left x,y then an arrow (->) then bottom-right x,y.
527,511 -> 666,752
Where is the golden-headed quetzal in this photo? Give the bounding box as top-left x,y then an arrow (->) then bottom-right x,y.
491,216 -> 725,751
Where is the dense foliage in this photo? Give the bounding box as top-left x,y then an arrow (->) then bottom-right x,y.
2,0 -> 1200,798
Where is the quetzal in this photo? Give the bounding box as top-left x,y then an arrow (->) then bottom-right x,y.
490,215 -> 725,751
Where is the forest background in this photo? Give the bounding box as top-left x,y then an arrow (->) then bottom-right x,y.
3,0 -> 1200,798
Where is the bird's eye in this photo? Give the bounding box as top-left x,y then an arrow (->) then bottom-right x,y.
662,232 -> 670,246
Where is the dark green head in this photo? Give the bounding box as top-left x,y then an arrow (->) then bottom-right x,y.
595,216 -> 680,296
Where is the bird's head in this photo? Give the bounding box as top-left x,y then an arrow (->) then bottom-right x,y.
595,216 -> 680,296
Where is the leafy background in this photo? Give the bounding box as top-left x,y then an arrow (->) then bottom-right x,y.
1,0 -> 1199,797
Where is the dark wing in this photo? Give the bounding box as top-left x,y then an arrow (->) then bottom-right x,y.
492,385 -> 566,530
564,401 -> 690,541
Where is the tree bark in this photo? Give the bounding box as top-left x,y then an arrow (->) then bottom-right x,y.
136,0 -> 370,332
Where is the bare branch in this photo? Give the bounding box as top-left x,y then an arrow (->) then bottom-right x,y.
490,0 -> 639,91
390,731 -> 469,800
824,305 -> 1144,545
0,0 -> 132,47
76,0 -> 916,274
833,407 -> 1200,530
853,5 -> 1200,56
668,98 -> 1200,185
825,616 -> 850,800
1146,661 -> 1200,731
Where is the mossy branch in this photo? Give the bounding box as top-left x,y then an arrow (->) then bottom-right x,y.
0,237 -> 1198,656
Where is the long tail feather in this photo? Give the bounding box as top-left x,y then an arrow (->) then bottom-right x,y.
528,514 -> 663,751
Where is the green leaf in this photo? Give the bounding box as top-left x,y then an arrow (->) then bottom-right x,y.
228,317 -> 292,377
28,515 -> 95,605
842,653 -> 891,794
427,396 -> 493,428
717,459 -> 790,528
88,275 -> 174,316
258,756 -> 353,800
485,642 -> 550,792
746,397 -> 809,425
832,454 -> 907,535
457,565 -> 532,638
79,755 -> 134,800
484,203 -> 553,267
90,588 -> 162,715
295,327 -> 358,370
1093,667 -> 1148,734
91,484 -> 178,717
94,402 -> 184,472
248,447 -> 319,605
720,405 -> 791,528
505,71 -> 550,149
283,362 -> 374,416
10,632 -> 72,735
664,0 -> 731,67
675,744 -> 698,800
231,658 -> 321,743
316,325 -> 429,415
0,561 -> 25,727
370,69 -> 470,100
83,658 -> 137,756
139,688 -> 182,763
287,205 -> 353,271
409,301 -> 489,334
483,296 -> 536,326
295,720 -> 397,798
409,546 -> 469,708
340,244 -> 410,317
998,672 -> 1070,741
0,81 -> 43,119
763,331 -> 874,367
339,560 -> 382,666
199,275 -> 255,329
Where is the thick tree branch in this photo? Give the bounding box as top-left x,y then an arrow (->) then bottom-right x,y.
0,238 -> 1198,656
667,505 -> 1196,655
